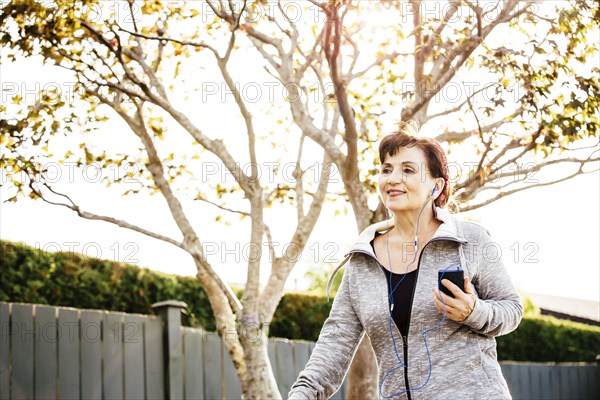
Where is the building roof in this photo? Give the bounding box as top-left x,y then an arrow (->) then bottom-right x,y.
527,292 -> 600,323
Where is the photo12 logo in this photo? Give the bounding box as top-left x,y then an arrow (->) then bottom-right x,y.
0,161 -> 142,186
9,241 -> 141,264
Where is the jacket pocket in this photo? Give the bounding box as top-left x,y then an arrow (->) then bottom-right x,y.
467,338 -> 494,389
478,339 -> 504,384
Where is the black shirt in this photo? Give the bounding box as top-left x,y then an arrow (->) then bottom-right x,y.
371,232 -> 418,338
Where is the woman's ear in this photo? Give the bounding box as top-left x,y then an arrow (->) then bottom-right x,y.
434,178 -> 445,199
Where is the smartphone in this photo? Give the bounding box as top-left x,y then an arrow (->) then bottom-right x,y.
437,270 -> 464,298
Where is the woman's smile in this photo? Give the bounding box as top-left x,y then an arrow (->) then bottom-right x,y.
387,189 -> 406,198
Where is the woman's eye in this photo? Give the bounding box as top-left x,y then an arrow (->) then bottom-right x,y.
403,168 -> 414,174
382,168 -> 391,174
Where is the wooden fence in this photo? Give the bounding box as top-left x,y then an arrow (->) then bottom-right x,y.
0,301 -> 597,400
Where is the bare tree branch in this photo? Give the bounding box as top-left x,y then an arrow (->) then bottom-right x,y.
460,164 -> 599,212
487,128 -> 542,178
426,83 -> 496,121
28,181 -> 184,249
294,134 -> 306,220
195,196 -> 250,216
349,51 -> 409,80
489,154 -> 600,182
295,27 -> 324,80
118,27 -> 220,57
241,23 -> 285,53
402,0 -> 521,121
84,82 -> 244,317
260,154 -> 335,323
422,0 -> 460,59
434,107 -> 525,143
323,1 -> 359,176
263,223 -> 276,267
410,1 -> 424,85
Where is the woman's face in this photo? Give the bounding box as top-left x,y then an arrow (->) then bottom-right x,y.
378,146 -> 438,213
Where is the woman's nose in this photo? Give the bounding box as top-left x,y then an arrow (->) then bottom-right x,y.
387,168 -> 404,183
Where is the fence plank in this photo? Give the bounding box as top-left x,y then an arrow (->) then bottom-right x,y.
531,364 -> 543,399
183,328 -> 204,400
289,341 -> 312,397
340,378 -> 348,400
500,364 -> 511,397
267,339 -> 279,394
275,339 -> 295,397
509,364 -> 520,399
292,341 -> 311,379
203,333 -> 222,400
557,365 -> 569,399
593,365 -> 600,399
509,363 -> 522,400
586,364 -> 599,399
58,308 -> 79,400
35,305 -> 58,400
577,364 -> 588,398
569,364 -> 581,399
80,311 -> 102,400
538,364 -> 552,400
0,303 -> 10,399
11,304 -> 34,400
103,312 -> 124,400
512,364 -> 529,399
577,365 -> 588,399
124,314 -> 145,400
549,365 -> 561,400
144,316 -> 164,400
577,364 -> 594,399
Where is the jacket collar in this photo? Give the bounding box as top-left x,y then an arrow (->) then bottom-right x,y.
348,206 -> 468,257
326,206 -> 467,300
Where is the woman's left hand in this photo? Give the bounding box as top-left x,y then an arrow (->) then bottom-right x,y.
431,276 -> 477,323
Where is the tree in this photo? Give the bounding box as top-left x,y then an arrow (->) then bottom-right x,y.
1,0 -> 598,398
193,0 -> 598,397
1,1 -> 336,398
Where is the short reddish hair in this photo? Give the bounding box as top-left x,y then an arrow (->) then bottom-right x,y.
378,123 -> 450,208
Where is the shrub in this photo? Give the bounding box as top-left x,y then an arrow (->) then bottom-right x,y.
2,240 -> 598,362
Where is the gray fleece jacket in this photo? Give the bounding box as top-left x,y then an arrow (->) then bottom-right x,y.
288,206 -> 523,400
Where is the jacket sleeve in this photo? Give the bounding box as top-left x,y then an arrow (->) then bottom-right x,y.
288,263 -> 364,399
461,227 -> 524,337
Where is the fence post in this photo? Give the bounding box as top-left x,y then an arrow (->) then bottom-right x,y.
152,300 -> 187,400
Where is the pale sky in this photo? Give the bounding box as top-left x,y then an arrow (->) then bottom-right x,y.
1,1 -> 598,302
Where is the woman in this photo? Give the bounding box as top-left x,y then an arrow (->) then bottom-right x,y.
288,124 -> 523,400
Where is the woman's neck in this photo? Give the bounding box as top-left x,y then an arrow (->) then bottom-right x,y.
390,208 -> 441,240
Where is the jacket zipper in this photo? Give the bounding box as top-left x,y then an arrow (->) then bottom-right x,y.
349,236 -> 465,400
401,334 -> 412,400
404,236 -> 464,400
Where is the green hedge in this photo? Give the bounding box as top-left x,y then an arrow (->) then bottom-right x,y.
1,240 -> 599,362
496,315 -> 600,362
0,240 -> 213,327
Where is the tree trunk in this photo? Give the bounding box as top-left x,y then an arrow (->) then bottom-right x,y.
239,331 -> 281,399
346,335 -> 378,399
